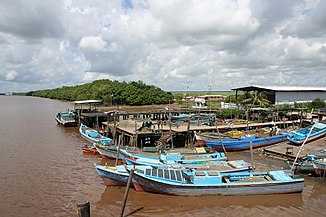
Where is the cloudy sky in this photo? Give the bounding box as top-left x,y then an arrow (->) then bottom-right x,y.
0,0 -> 326,92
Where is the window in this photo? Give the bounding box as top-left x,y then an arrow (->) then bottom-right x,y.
158,169 -> 163,178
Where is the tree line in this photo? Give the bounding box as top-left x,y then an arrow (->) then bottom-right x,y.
26,79 -> 174,106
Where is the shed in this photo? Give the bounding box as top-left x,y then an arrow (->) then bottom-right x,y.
232,85 -> 326,105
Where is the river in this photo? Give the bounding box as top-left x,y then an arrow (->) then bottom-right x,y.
0,96 -> 325,217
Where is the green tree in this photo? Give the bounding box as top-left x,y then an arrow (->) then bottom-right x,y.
311,98 -> 325,109
28,79 -> 173,106
241,91 -> 270,108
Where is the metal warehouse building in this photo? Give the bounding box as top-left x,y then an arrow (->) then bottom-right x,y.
232,85 -> 326,105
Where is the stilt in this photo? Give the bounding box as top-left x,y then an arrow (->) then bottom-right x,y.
77,201 -> 90,217
120,168 -> 134,217
250,140 -> 255,171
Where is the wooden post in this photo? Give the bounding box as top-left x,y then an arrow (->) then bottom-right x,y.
113,112 -> 117,144
115,143 -> 120,166
106,113 -> 109,137
77,201 -> 90,217
96,115 -> 99,132
299,109 -> 303,128
120,168 -> 134,217
168,109 -> 173,148
246,107 -> 249,130
162,131 -> 166,149
186,117 -> 191,148
78,109 -> 81,124
134,120 -> 138,147
250,140 -> 255,171
217,127 -> 227,158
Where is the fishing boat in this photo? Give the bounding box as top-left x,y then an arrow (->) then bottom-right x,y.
82,144 -> 99,155
119,148 -> 227,167
288,149 -> 326,174
95,164 -> 131,186
94,143 -> 131,159
313,159 -> 326,177
287,122 -> 326,145
121,146 -> 251,172
79,123 -> 112,144
95,143 -> 215,160
128,166 -> 304,196
95,160 -> 252,187
195,131 -> 289,151
55,111 -> 77,126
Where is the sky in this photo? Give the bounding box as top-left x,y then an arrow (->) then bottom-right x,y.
0,0 -> 326,93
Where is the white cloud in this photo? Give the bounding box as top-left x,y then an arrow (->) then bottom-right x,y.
4,70 -> 17,80
0,0 -> 326,92
79,36 -> 108,52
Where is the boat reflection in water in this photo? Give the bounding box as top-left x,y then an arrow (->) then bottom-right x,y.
95,187 -> 303,217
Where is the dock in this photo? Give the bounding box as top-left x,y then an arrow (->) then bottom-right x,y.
263,138 -> 326,162
104,115 -> 300,149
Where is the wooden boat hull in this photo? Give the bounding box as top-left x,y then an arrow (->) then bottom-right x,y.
79,123 -> 112,144
313,161 -> 326,177
131,169 -> 304,196
196,133 -> 288,151
133,177 -> 304,196
288,132 -> 326,145
95,165 -> 129,186
94,144 -> 122,159
119,149 -> 227,167
287,122 -> 326,145
124,156 -> 252,173
287,161 -> 314,174
82,144 -> 99,155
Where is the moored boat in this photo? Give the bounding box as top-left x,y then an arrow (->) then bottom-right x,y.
287,122 -> 326,145
313,159 -> 326,177
55,111 -> 77,126
79,123 -> 112,144
94,143 -> 126,159
82,144 -> 99,155
128,166 -> 304,196
288,149 -> 326,174
95,164 -> 130,186
119,148 -> 227,167
195,131 -> 288,151
95,160 -> 252,187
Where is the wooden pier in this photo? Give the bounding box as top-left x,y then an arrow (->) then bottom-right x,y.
263,138 -> 326,162
103,113 -> 301,149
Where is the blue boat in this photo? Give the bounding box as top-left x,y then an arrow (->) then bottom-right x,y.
79,123 -> 112,144
195,131 -> 289,151
287,122 -> 326,145
120,147 -> 251,172
119,148 -> 227,167
95,164 -> 147,186
95,160 -> 252,187
313,159 -> 326,177
288,149 -> 326,174
128,166 -> 304,196
93,143 -> 123,159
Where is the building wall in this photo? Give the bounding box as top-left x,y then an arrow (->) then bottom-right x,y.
275,92 -> 326,104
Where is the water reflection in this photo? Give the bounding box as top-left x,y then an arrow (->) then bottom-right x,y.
94,187 -> 303,217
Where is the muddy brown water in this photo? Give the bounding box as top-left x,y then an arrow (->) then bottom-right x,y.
0,96 -> 325,217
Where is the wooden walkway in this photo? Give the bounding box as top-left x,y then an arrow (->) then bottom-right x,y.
105,120 -> 300,136
263,137 -> 326,162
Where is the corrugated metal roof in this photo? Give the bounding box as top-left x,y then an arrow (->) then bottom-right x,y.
73,100 -> 102,104
232,85 -> 326,92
